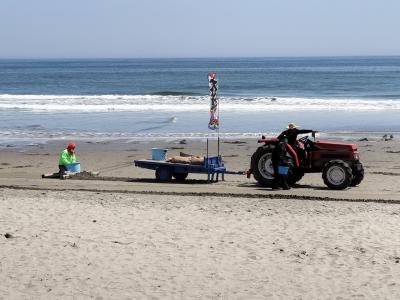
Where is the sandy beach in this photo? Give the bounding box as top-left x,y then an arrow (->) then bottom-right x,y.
2,0 -> 400,297
1,137 -> 400,299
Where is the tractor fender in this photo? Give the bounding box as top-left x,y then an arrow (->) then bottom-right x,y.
286,143 -> 300,168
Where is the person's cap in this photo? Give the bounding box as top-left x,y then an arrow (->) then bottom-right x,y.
67,142 -> 76,150
286,122 -> 299,129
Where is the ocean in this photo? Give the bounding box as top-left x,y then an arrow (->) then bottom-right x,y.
0,57 -> 400,147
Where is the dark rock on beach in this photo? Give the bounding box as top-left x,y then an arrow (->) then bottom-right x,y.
4,233 -> 14,239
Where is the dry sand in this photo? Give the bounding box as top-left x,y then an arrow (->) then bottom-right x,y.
1,137 -> 400,298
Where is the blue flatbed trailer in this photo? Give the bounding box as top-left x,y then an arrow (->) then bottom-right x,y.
134,155 -> 243,182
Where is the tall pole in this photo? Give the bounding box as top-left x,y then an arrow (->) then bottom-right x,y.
217,126 -> 220,157
208,72 -> 220,157
206,138 -> 209,163
217,87 -> 220,157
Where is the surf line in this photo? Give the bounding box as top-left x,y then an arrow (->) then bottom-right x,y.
1,185 -> 399,205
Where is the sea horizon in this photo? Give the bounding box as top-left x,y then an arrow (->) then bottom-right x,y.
1,54 -> 400,61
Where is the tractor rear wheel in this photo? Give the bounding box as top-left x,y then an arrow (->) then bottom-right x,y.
287,169 -> 304,186
322,160 -> 353,190
251,146 -> 274,187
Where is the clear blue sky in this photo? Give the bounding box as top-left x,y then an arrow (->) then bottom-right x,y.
1,0 -> 399,58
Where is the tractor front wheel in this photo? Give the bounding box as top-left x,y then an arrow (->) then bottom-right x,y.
322,160 -> 353,190
350,163 -> 364,186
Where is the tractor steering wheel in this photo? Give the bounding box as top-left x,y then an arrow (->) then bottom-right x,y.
298,135 -> 309,144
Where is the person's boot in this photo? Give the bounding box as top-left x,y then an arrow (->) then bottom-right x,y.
282,176 -> 290,190
271,179 -> 281,190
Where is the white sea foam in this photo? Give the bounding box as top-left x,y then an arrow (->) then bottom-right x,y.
0,128 -> 396,148
0,94 -> 400,112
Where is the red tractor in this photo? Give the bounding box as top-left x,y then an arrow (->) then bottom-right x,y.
248,132 -> 364,190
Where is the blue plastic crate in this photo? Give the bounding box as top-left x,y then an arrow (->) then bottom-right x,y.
66,162 -> 80,173
152,148 -> 168,161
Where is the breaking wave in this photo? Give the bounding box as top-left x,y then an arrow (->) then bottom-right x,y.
151,91 -> 200,96
1,94 -> 400,112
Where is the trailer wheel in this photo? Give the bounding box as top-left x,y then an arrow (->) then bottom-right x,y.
155,168 -> 173,181
173,172 -> 188,181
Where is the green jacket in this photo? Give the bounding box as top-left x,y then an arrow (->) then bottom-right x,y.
58,149 -> 76,166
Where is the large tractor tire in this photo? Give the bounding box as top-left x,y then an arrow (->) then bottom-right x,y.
350,163 -> 364,186
287,169 -> 305,186
251,146 -> 274,187
322,160 -> 353,190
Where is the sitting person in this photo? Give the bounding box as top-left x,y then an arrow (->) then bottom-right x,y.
58,142 -> 77,177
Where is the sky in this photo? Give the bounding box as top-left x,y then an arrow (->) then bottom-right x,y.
0,0 -> 399,58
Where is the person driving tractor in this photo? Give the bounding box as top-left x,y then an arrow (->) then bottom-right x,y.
278,123 -> 314,147
278,123 -> 314,163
